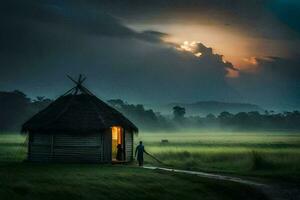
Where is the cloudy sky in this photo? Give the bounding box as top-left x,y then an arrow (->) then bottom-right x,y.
1,0 -> 300,109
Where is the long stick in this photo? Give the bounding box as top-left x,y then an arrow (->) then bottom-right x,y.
145,152 -> 164,164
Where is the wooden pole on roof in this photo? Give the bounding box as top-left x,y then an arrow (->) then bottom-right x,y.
66,74 -> 96,96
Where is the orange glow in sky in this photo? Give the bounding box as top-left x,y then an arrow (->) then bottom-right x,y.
175,40 -> 239,78
176,41 -> 199,53
130,23 -> 290,73
158,24 -> 256,68
226,68 -> 239,78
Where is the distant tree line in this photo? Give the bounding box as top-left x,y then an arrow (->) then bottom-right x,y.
214,111 -> 300,130
107,99 -> 172,131
0,90 -> 52,132
108,100 -> 300,131
180,111 -> 300,131
1,90 -> 300,132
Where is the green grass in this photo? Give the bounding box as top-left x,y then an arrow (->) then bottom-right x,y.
136,131 -> 300,182
0,163 -> 268,200
0,133 -> 269,200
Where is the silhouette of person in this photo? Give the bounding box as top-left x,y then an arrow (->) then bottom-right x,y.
135,141 -> 147,166
116,144 -> 123,161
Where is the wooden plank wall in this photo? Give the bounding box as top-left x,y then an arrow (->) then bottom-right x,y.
102,129 -> 112,162
28,129 -> 133,163
125,130 -> 133,161
29,133 -> 52,162
29,132 -> 105,163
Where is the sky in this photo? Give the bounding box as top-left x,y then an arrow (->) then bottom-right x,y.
0,0 -> 300,110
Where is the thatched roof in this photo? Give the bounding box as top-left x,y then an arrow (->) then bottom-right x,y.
22,75 -> 138,134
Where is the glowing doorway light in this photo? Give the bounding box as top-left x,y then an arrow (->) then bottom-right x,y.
111,126 -> 122,144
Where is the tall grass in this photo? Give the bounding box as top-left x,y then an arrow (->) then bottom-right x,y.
136,131 -> 300,179
0,133 -> 27,162
1,131 -> 300,180
0,133 -> 269,200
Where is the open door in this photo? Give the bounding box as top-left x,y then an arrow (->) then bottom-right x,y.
111,126 -> 124,161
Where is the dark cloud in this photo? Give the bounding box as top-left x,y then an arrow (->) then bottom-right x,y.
139,31 -> 169,42
256,57 -> 300,81
86,0 -> 300,40
232,56 -> 300,109
195,43 -> 235,68
0,0 -> 240,103
0,0 -> 299,109
0,35 -> 240,104
0,0 -> 166,56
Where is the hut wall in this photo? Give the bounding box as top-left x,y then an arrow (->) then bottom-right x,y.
29,132 -> 106,163
28,129 -> 133,163
125,130 -> 133,161
52,133 -> 103,162
102,129 -> 112,162
28,133 -> 52,162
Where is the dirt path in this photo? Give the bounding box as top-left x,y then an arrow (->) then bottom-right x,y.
143,166 -> 300,200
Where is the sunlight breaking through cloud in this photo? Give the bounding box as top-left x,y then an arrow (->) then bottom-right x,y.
176,41 -> 199,54
176,41 -> 239,78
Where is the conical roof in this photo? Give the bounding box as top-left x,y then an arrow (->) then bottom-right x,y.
22,75 -> 138,134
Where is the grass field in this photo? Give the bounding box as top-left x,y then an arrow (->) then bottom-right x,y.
1,131 -> 299,199
137,131 -> 300,182
0,163 -> 269,200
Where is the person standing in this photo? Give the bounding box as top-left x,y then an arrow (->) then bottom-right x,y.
135,141 -> 147,166
116,144 -> 123,161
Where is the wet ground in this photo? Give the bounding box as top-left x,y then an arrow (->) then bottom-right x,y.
144,166 -> 300,200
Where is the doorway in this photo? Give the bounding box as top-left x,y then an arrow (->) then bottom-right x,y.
111,126 -> 124,161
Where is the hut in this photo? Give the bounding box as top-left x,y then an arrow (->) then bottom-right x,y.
21,75 -> 138,163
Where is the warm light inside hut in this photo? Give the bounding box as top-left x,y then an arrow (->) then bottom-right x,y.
111,126 -> 123,160
112,126 -> 122,144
